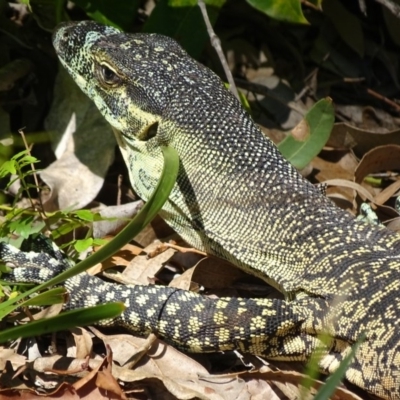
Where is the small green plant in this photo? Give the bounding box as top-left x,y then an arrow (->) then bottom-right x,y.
0,148 -> 110,256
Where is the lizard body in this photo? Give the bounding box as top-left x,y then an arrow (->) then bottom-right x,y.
3,21 -> 400,398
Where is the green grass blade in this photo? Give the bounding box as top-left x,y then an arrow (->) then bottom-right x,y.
0,287 -> 67,319
313,334 -> 365,400
21,287 -> 67,307
0,303 -> 125,343
300,331 -> 332,399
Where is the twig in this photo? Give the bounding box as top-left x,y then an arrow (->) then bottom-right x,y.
366,88 -> 400,113
117,174 -> 122,206
343,77 -> 365,83
197,0 -> 239,100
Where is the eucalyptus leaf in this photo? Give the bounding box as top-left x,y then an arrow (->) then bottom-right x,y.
278,98 -> 334,170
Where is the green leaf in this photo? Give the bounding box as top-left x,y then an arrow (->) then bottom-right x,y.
93,238 -> 108,247
383,6 -> 400,48
74,238 -> 93,253
0,264 -> 11,274
19,155 -> 38,164
278,98 -> 334,170
247,0 -> 308,24
0,160 -> 16,176
0,303 -> 125,342
26,220 -> 46,236
8,215 -> 35,239
12,150 -> 30,161
51,221 -> 82,240
74,209 -> 95,222
18,0 -> 61,31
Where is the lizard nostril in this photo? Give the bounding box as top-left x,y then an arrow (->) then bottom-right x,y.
61,30 -> 70,42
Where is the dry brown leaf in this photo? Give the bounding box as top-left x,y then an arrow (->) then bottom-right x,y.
89,241 -> 144,275
0,385 -> 80,399
312,152 -> 358,183
89,328 -> 208,378
0,349 -> 26,370
374,179 -> 400,206
244,369 -> 363,400
162,242 -> 207,256
122,241 -> 176,284
85,329 -> 253,399
95,348 -> 127,400
41,69 -> 115,212
70,327 -> 93,359
312,152 -> 359,210
89,328 -> 156,367
322,178 -> 375,205
191,257 -> 249,289
246,378 -> 280,400
133,215 -> 176,248
71,346 -> 124,399
30,354 -> 232,400
169,266 -> 196,290
331,122 -> 400,156
352,144 -> 400,218
387,217 -> 400,232
355,145 -> 400,186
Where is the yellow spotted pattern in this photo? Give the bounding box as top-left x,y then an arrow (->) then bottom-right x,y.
49,21 -> 400,399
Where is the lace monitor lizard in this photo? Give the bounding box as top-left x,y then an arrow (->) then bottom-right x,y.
2,21 -> 400,399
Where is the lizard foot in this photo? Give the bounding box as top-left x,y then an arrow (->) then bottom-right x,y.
0,234 -> 72,284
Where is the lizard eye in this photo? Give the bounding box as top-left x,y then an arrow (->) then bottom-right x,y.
96,63 -> 122,87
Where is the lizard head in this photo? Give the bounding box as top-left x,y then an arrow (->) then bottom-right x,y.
52,21 -> 199,143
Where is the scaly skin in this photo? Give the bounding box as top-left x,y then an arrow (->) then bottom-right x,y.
19,21 -> 400,398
